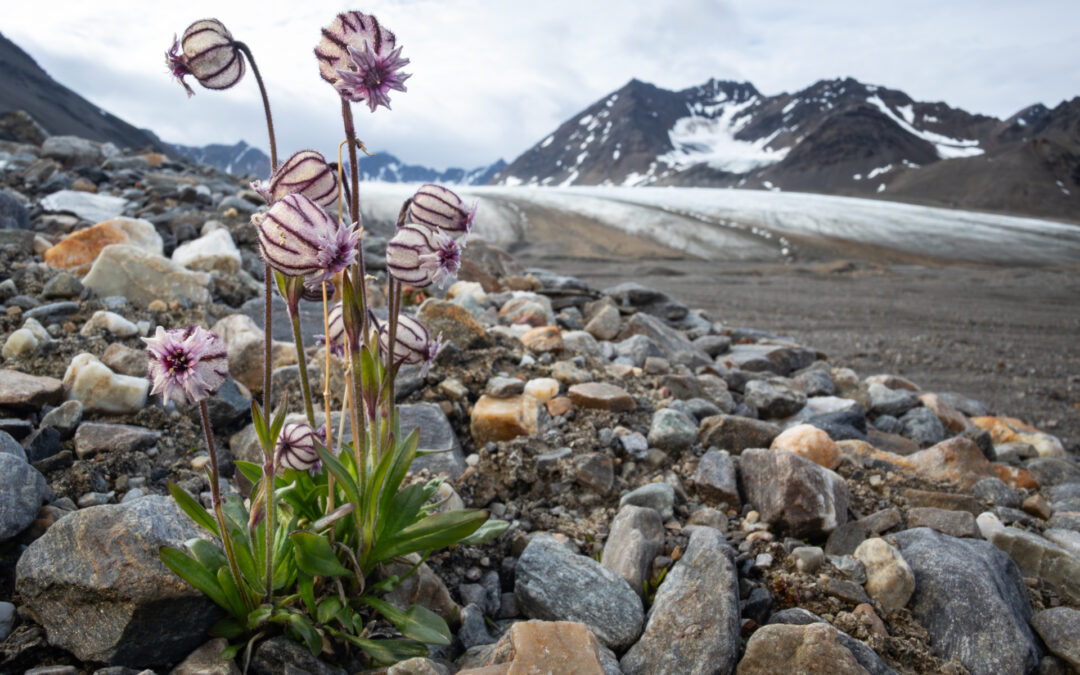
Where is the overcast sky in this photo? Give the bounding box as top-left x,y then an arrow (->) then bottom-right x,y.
4,1 -> 1079,171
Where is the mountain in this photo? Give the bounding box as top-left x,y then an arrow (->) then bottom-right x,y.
492,77 -> 1080,221
170,140 -> 271,178
170,139 -> 506,186
0,31 -> 169,152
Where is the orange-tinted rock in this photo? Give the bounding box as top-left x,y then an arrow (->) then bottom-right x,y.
737,623 -> 867,675
69,178 -> 97,193
919,393 -> 969,434
905,437 -> 996,489
864,373 -> 920,391
771,424 -> 841,469
459,620 -> 605,675
520,326 -> 563,353
142,153 -> 167,167
972,416 -> 1020,444
546,396 -> 573,417
44,222 -> 128,270
471,395 -> 540,443
418,300 -> 490,349
1022,494 -> 1053,520
568,382 -> 635,412
994,464 -> 1039,490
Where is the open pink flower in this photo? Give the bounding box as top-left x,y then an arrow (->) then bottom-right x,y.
143,325 -> 229,405
315,11 -> 410,112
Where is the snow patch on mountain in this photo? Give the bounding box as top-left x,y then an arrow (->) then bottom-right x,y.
661,97 -> 789,174
866,96 -> 984,159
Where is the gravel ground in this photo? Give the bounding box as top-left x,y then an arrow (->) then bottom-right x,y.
508,216 -> 1080,452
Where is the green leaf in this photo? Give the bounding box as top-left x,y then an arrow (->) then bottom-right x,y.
168,482 -> 219,536
160,546 -> 231,614
370,510 -> 488,563
380,429 -> 420,512
315,442 -> 360,506
317,596 -> 345,625
219,642 -> 243,661
360,596 -> 451,646
459,518 -> 509,546
210,616 -> 245,640
251,400 -> 271,458
187,537 -> 228,573
297,572 -> 316,616
246,604 -> 273,630
330,630 -> 427,665
288,613 -> 322,655
235,460 -> 264,485
216,566 -> 250,619
269,399 -> 289,450
376,482 -> 428,543
290,531 -> 353,577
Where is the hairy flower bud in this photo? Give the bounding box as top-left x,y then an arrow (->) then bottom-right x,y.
315,11 -> 410,112
167,19 -> 245,97
275,423 -> 319,472
408,184 -> 476,235
254,194 -> 359,285
143,325 -> 228,405
385,223 -> 461,288
377,313 -> 441,377
251,150 -> 345,216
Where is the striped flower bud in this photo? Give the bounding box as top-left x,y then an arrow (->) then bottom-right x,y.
377,313 -> 442,377
254,194 -> 359,285
166,19 -> 245,98
316,302 -> 346,356
408,184 -> 476,235
275,423 -> 318,472
251,150 -> 345,216
385,223 -> 461,289
315,11 -> 410,112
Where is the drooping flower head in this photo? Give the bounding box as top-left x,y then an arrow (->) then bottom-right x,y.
314,11 -> 411,112
166,19 -> 245,98
377,313 -> 442,377
275,423 -> 319,473
143,325 -> 229,405
386,223 -> 462,289
254,194 -> 359,286
408,184 -> 476,235
251,150 -> 345,216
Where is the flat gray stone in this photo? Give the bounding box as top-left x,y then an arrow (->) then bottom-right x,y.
515,533 -> 643,650
1031,607 -> 1080,670
620,528 -> 739,675
692,448 -> 740,508
82,245 -> 210,308
602,505 -> 664,597
40,189 -> 127,222
74,423 -> 160,460
0,453 -> 49,541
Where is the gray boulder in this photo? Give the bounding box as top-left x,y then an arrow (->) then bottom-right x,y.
890,527 -> 1041,675
620,527 -> 739,675
16,496 -> 221,666
739,448 -> 848,538
0,453 -> 49,541
602,505 -> 664,597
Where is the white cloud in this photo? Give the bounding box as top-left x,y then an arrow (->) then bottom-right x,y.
3,1 -> 1078,171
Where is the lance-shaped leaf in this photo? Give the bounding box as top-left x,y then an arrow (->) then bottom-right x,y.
290,531 -> 353,577
360,596 -> 451,645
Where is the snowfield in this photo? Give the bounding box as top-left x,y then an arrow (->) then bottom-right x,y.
355,183 -> 1080,266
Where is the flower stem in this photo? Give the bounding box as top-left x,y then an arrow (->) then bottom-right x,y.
340,101 -> 369,340
289,308 -> 316,426
321,281 -> 336,518
262,452 -> 275,605
199,401 -> 254,611
234,41 -> 278,414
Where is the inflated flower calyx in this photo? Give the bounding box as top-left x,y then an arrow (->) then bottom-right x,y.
252,149 -> 345,215
254,194 -> 359,285
408,184 -> 476,234
167,19 -> 246,97
377,313 -> 441,377
143,325 -> 229,405
385,223 -> 462,289
275,423 -> 319,472
314,10 -> 410,112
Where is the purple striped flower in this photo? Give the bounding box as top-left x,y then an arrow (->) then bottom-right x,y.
314,11 -> 410,112
143,325 -> 229,405
408,184 -> 476,235
167,19 -> 245,98
275,423 -> 319,472
251,150 -> 344,215
377,313 -> 442,377
385,223 -> 462,288
254,194 -> 359,285
316,302 -> 347,356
